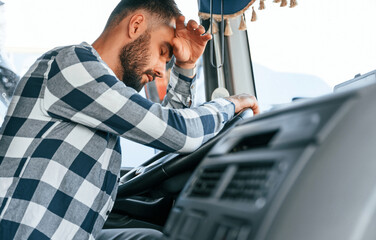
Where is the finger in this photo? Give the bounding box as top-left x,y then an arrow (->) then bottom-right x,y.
172,38 -> 183,55
249,96 -> 260,115
195,25 -> 206,35
175,15 -> 186,31
200,33 -> 212,42
187,19 -> 199,31
251,104 -> 260,115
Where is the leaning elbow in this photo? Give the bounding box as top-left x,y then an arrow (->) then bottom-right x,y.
176,137 -> 203,154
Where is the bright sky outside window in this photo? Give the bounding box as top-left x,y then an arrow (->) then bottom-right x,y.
245,0 -> 376,108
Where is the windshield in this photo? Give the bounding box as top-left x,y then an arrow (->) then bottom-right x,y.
245,0 -> 376,109
3,0 -> 375,167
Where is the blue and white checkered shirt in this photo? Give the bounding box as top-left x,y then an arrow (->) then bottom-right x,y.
0,42 -> 234,239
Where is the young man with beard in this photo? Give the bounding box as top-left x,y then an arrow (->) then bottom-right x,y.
0,0 -> 259,239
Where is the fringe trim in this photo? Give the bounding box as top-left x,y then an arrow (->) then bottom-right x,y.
199,0 -> 298,25
206,23 -> 211,34
224,19 -> 233,36
213,20 -> 219,34
238,14 -> 247,31
199,0 -> 257,21
207,20 -> 219,34
259,0 -> 265,10
290,0 -> 298,8
251,6 -> 257,22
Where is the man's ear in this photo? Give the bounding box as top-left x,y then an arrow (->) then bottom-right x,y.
128,13 -> 147,39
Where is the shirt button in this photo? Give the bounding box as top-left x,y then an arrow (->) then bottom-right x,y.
117,178 -> 120,183
106,210 -> 110,215
191,85 -> 194,89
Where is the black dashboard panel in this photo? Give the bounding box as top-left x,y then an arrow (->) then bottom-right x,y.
162,83 -> 376,240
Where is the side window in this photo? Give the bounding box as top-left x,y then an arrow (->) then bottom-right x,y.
245,0 -> 376,110
0,0 -> 120,132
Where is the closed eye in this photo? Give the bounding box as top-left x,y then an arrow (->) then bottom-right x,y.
162,42 -> 173,61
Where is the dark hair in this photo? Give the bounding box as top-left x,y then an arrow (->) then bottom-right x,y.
105,0 -> 181,29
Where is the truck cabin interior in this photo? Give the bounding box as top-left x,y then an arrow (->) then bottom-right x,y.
1,0 -> 376,239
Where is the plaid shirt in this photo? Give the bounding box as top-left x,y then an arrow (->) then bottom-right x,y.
0,42 -> 234,239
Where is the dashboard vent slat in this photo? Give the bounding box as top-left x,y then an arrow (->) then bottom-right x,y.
230,130 -> 278,153
187,166 -> 226,198
221,162 -> 275,205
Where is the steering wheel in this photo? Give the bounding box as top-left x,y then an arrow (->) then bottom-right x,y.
117,109 -> 253,198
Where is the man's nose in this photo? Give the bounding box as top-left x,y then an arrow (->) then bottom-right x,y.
154,61 -> 166,79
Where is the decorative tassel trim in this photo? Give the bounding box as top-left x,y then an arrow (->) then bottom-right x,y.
199,0 -> 257,21
238,14 -> 247,31
290,0 -> 298,8
206,24 -> 211,34
259,0 -> 265,10
251,6 -> 257,22
207,20 -> 219,34
212,21 -> 219,34
199,0 -> 298,26
224,19 -> 233,36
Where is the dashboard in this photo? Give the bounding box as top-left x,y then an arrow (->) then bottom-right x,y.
162,81 -> 376,240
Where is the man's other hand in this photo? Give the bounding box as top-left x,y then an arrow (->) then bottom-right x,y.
225,94 -> 260,115
173,15 -> 212,69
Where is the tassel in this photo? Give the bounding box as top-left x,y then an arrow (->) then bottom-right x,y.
290,0 -> 298,8
208,20 -> 219,34
238,14 -> 247,31
212,21 -> 218,34
281,0 -> 287,7
273,0 -> 281,3
259,0 -> 265,10
206,24 -> 211,34
251,6 -> 257,22
224,18 -> 233,36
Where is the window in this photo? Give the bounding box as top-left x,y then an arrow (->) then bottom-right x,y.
3,0 -> 119,76
245,0 -> 376,110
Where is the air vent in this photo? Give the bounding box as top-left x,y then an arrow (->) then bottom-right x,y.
188,166 -> 227,198
221,162 -> 275,205
230,130 -> 278,153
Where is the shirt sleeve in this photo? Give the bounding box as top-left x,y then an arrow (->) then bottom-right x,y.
41,45 -> 235,153
161,65 -> 196,109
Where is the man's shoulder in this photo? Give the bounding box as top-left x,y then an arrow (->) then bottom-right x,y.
41,42 -> 98,62
42,43 -> 106,76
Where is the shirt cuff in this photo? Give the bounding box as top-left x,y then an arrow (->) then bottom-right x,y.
173,64 -> 196,78
211,98 -> 236,120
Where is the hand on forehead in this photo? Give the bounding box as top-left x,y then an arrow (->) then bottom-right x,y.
172,15 -> 211,69
174,15 -> 203,34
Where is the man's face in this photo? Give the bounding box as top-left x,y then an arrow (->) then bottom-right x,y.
119,23 -> 175,92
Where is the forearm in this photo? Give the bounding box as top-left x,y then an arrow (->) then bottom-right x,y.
161,64 -> 197,109
121,98 -> 235,153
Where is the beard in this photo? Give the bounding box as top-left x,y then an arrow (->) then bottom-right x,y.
119,31 -> 155,92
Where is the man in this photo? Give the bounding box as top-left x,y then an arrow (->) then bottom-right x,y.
0,0 -> 259,239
